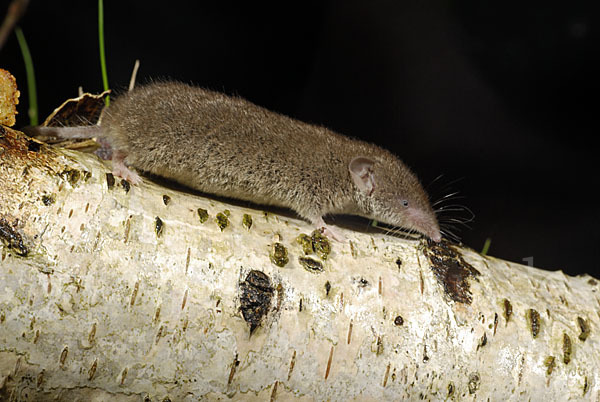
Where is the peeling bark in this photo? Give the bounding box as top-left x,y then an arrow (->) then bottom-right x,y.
1,126 -> 599,401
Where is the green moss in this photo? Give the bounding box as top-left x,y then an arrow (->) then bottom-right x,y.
216,212 -> 229,231
242,214 -> 253,230
311,230 -> 331,260
296,234 -> 313,255
269,243 -> 289,267
197,208 -> 209,223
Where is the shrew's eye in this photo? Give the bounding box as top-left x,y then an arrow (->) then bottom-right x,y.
401,200 -> 409,207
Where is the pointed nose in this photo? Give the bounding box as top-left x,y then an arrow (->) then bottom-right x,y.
407,207 -> 442,242
430,230 -> 442,242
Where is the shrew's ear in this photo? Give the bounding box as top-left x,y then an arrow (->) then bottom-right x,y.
348,156 -> 376,195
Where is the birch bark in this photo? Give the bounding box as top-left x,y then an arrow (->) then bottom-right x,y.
0,126 -> 598,401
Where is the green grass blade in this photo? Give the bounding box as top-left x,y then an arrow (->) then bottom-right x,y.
98,0 -> 110,105
481,237 -> 492,256
15,27 -> 38,126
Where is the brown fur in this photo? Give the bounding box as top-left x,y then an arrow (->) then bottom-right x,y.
100,82 -> 441,241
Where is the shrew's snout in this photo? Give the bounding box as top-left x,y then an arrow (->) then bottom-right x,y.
407,207 -> 441,242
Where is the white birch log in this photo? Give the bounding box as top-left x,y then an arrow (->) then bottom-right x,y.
0,125 -> 598,401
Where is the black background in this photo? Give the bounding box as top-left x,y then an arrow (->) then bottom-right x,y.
1,1 -> 597,274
